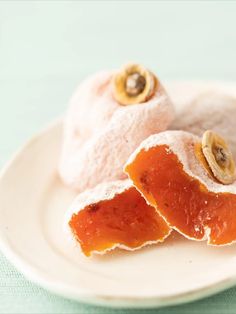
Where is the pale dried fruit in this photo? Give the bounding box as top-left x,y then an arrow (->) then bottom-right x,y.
201,130 -> 236,185
59,70 -> 174,192
112,63 -> 157,105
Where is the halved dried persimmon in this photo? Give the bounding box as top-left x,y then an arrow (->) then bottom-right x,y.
125,130 -> 236,245
67,180 -> 171,256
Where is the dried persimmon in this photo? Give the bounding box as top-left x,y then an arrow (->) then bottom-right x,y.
125,130 -> 236,245
59,63 -> 174,192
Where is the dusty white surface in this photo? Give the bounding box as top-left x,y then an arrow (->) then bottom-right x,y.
170,90 -> 236,158
59,71 -> 175,192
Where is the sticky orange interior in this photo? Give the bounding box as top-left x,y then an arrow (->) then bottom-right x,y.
125,145 -> 236,245
69,186 -> 170,256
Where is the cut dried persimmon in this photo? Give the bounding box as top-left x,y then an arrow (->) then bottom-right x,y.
125,130 -> 236,245
67,180 -> 171,256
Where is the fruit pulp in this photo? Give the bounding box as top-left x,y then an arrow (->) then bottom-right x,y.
125,145 -> 236,245
69,186 -> 170,256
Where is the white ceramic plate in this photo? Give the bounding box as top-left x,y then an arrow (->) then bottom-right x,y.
1,81 -> 236,309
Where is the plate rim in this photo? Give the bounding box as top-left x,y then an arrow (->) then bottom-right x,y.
1,223 -> 236,309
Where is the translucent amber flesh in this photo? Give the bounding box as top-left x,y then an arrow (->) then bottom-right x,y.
69,187 -> 170,256
125,145 -> 236,245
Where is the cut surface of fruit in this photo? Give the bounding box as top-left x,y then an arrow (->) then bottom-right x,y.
125,131 -> 236,245
67,180 -> 171,256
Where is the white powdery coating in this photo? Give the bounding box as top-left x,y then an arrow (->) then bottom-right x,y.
170,91 -> 236,159
65,179 -> 171,256
125,130 -> 236,195
59,70 -> 175,192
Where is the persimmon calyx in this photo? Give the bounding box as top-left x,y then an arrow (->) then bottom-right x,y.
201,130 -> 236,185
112,63 -> 157,106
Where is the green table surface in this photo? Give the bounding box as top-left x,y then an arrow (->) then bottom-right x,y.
1,1 -> 236,313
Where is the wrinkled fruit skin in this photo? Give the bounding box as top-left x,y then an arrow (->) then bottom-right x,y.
59,71 -> 175,192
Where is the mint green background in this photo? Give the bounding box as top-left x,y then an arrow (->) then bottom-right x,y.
1,1 -> 236,313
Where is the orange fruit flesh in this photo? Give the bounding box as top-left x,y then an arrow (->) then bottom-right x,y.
125,145 -> 236,245
69,186 -> 170,256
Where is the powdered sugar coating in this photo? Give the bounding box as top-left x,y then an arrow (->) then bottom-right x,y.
170,91 -> 236,159
125,130 -> 236,195
59,70 -> 175,192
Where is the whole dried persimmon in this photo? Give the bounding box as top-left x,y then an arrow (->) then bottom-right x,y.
59,63 -> 174,192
